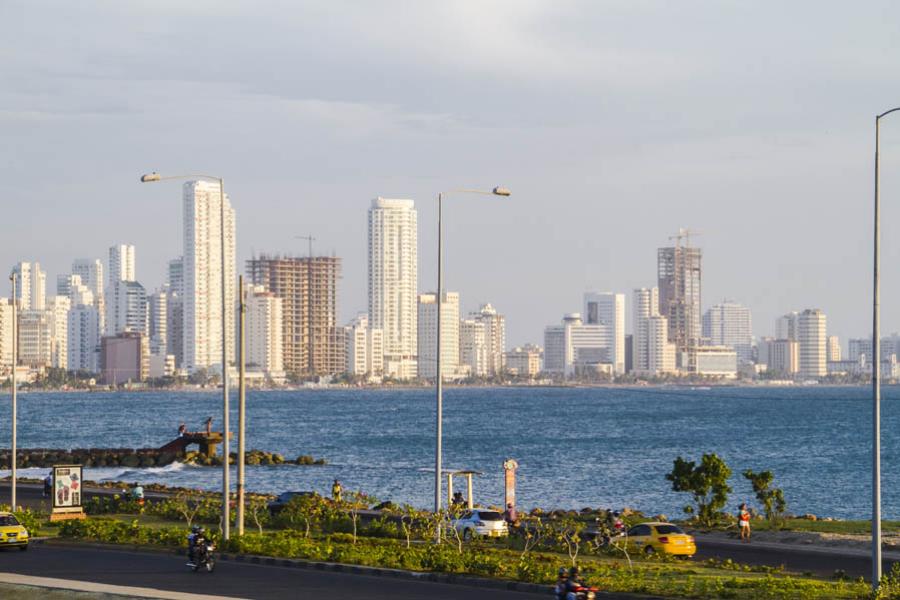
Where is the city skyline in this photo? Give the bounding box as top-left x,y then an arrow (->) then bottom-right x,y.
4,3 -> 900,348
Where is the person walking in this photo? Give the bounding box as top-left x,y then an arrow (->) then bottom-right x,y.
738,503 -> 752,542
331,479 -> 343,503
204,417 -> 213,436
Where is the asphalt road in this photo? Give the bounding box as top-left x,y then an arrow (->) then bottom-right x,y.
0,480 -> 167,511
0,543 -> 541,600
694,537 -> 898,579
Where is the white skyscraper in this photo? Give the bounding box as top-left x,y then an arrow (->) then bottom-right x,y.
0,299 -> 13,368
148,288 -> 168,355
584,292 -> 626,374
368,198 -> 417,380
459,318 -> 488,377
417,292 -> 461,380
107,280 -> 148,336
343,314 -> 384,380
775,312 -> 800,341
72,258 -> 105,332
543,313 -> 615,377
702,301 -> 753,364
12,262 -> 46,311
183,180 -> 236,373
647,315 -> 677,375
827,335 -> 842,362
108,244 -> 136,286
47,296 -> 70,370
246,285 -> 284,375
632,287 -> 659,374
798,308 -> 827,379
68,305 -> 101,373
472,304 -> 506,376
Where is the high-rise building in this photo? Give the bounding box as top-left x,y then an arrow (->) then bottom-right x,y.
702,301 -> 753,364
543,313 -> 614,377
505,345 -> 542,378
68,305 -> 101,373
101,331 -> 149,385
584,292 -> 625,374
343,314 -> 384,380
246,285 -> 284,376
632,287 -> 660,374
459,318 -> 488,377
468,304 -> 506,376
247,254 -> 342,377
107,280 -> 148,336
0,299 -> 13,368
18,309 -> 52,367
798,309 -> 827,379
759,338 -> 799,375
417,292 -> 462,380
183,180 -> 236,374
775,312 -> 799,341
57,274 -> 94,307
148,288 -> 168,355
12,262 -> 46,311
647,314 -> 677,375
108,244 -> 136,286
827,335 -> 842,362
47,296 -> 70,370
658,234 -> 701,359
368,198 -> 418,380
167,257 -> 184,294
72,258 -> 104,332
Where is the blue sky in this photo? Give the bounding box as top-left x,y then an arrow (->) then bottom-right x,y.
3,1 -> 900,346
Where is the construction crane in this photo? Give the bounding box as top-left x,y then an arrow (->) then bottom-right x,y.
669,228 -> 701,247
295,234 -> 316,258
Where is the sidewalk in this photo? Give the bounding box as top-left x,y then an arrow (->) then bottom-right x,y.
693,532 -> 900,560
0,572 -> 248,600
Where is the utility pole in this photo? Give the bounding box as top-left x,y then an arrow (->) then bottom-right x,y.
9,273 -> 17,510
296,235 -> 316,377
236,275 -> 246,535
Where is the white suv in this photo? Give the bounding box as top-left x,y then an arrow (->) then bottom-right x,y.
453,510 -> 509,539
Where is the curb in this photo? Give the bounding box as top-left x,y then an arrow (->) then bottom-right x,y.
36,539 -> 659,599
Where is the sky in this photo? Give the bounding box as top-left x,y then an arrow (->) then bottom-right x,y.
3,1 -> 900,348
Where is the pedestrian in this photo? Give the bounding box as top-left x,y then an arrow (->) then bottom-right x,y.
504,502 -> 518,527
178,422 -> 186,437
738,503 -> 752,542
204,417 -> 213,436
43,471 -> 53,498
332,479 -> 342,502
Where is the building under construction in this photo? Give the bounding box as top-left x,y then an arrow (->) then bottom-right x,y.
246,254 -> 343,378
658,229 -> 702,364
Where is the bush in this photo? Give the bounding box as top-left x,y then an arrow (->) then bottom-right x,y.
0,504 -> 42,536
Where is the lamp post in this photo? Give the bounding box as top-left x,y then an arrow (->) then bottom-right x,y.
141,172 -> 234,540
434,186 -> 510,537
8,273 -> 17,510
873,107 -> 900,589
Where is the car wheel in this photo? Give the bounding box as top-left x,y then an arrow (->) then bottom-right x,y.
643,545 -> 655,556
463,528 -> 473,541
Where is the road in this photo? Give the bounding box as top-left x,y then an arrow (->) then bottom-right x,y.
0,480 -> 170,511
694,536 -> 899,579
0,543 -> 542,600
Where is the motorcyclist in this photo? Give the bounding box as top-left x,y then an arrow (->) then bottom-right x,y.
554,567 -> 569,600
187,525 -> 204,566
130,482 -> 144,501
565,565 -> 585,600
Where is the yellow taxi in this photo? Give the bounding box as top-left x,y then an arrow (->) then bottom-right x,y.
0,512 -> 29,551
625,522 -> 695,557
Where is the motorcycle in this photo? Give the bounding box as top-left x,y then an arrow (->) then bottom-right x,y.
569,585 -> 599,600
189,538 -> 216,573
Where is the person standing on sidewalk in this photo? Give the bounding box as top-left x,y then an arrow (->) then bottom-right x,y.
738,503 -> 752,542
332,479 -> 343,503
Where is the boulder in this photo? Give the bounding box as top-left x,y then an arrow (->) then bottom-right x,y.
120,454 -> 141,468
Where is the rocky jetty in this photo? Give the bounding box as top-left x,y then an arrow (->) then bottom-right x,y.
0,448 -> 325,469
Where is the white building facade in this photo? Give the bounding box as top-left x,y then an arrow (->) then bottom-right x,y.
417,292 -> 462,380
246,285 -> 284,376
368,198 -> 417,380
543,313 -> 615,377
12,262 -> 46,311
584,292 -> 625,374
702,301 -> 752,364
344,314 -> 384,380
108,244 -> 136,287
798,308 -> 827,379
68,305 -> 101,373
183,180 -> 237,374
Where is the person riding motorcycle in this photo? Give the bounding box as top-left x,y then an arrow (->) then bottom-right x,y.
187,525 -> 205,566
565,566 -> 585,600
554,567 -> 569,600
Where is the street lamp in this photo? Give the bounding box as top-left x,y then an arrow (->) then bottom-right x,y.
8,273 -> 17,510
872,107 -> 900,589
140,171 -> 234,540
434,186 -> 510,536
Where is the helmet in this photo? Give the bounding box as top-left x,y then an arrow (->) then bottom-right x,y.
558,567 -> 568,577
569,566 -> 579,576
191,525 -> 201,533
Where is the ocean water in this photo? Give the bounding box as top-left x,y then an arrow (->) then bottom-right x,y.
0,385 -> 896,520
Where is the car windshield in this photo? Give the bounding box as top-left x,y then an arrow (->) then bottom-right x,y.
0,516 -> 19,527
654,525 -> 684,535
476,511 -> 503,521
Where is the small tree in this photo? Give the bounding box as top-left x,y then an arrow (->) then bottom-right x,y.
516,514 -> 545,560
172,491 -> 204,528
246,496 -> 270,534
389,504 -> 422,549
549,515 -> 584,566
743,469 -> 787,526
666,453 -> 732,527
279,494 -> 327,537
341,491 -> 375,544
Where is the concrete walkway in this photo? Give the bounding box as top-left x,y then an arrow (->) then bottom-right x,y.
0,573 -> 248,600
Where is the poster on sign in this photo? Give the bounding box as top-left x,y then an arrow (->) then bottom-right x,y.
52,465 -> 84,514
